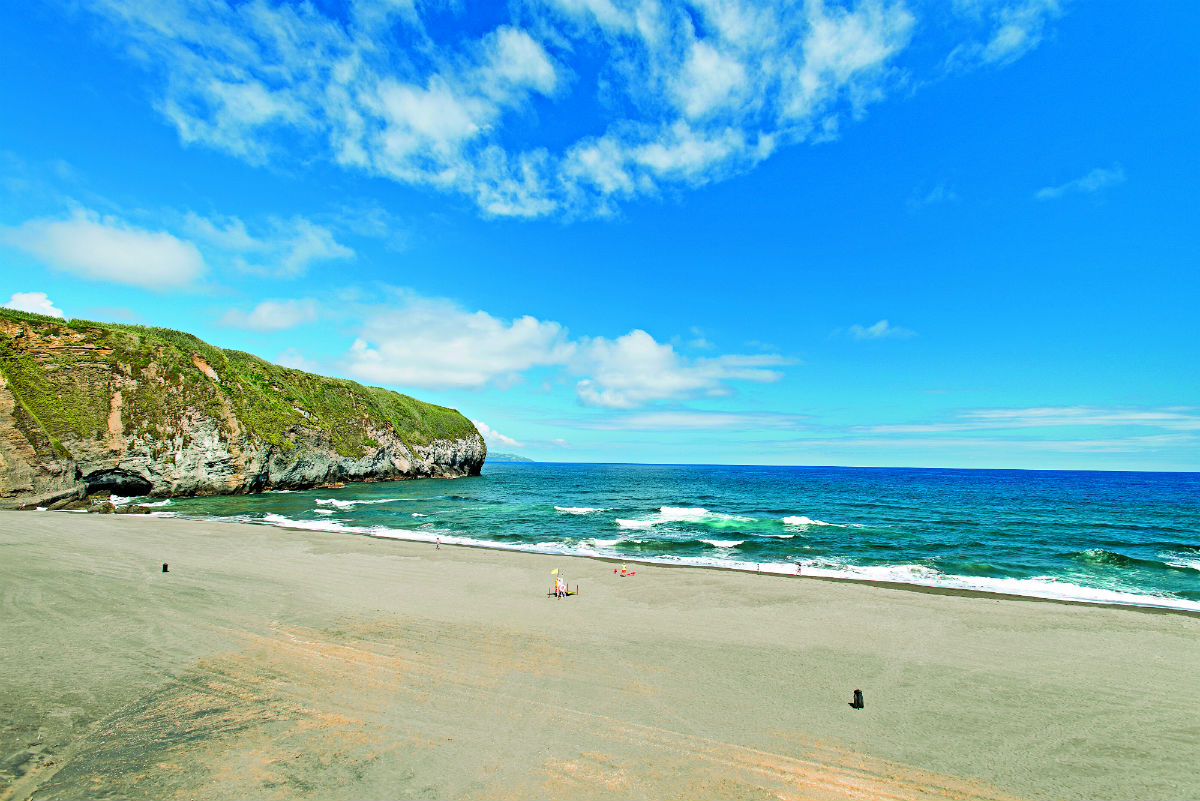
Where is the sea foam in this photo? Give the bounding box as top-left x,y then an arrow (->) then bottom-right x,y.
615,506 -> 756,529
315,497 -> 411,510
782,515 -> 845,527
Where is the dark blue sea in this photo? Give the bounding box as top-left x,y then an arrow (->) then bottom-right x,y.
125,463 -> 1200,611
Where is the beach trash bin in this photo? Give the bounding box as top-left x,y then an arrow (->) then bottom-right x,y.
850,689 -> 864,709
162,563 -> 169,573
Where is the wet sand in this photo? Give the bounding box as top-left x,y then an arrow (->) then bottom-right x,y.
1,511 -> 1197,800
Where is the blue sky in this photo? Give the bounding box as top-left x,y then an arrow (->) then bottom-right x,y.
1,0 -> 1197,470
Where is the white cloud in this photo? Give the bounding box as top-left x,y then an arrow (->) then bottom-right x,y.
981,0 -> 1060,64
771,433 -> 1198,455
576,410 -> 805,430
344,297 -> 574,389
185,213 -> 353,276
276,219 -> 354,275
676,40 -> 747,119
946,0 -> 1061,69
632,122 -> 748,180
1035,164 -> 1126,201
273,347 -> 324,373
375,78 -> 486,162
220,299 -> 319,331
781,0 -> 915,121
75,0 -> 1050,218
572,330 -> 786,409
908,183 -> 959,210
863,406 -> 1200,434
471,419 -> 523,448
482,26 -> 558,98
338,292 -> 789,406
3,209 -> 205,290
846,319 -> 916,340
3,291 -> 64,318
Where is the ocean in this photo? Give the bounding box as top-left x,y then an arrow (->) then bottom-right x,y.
122,463 -> 1200,612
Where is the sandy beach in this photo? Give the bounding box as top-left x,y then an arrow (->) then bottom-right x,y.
1,511 -> 1197,800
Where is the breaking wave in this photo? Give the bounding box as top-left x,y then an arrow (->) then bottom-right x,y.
1069,548 -> 1200,573
782,515 -> 845,527
315,497 -> 412,510
615,506 -> 756,530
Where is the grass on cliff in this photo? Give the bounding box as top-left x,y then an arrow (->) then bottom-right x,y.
0,309 -> 479,459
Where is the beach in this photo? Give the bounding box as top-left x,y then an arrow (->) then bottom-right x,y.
1,511 -> 1197,800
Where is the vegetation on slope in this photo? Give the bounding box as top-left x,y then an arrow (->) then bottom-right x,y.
0,309 -> 478,459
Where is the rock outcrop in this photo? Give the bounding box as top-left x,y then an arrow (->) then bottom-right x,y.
0,311 -> 485,507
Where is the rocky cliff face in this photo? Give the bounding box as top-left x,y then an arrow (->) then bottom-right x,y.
0,312 -> 485,507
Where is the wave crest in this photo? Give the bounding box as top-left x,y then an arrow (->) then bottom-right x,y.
782,515 -> 845,527
316,497 -> 411,510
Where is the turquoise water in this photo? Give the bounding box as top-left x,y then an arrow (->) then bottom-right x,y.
129,463 -> 1200,611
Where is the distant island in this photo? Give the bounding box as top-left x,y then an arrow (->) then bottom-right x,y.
487,452 -> 535,463
0,309 -> 485,508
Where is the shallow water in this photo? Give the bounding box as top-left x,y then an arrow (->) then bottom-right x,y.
129,463 -> 1200,611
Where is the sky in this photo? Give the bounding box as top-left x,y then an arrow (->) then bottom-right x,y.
1,0 -> 1197,471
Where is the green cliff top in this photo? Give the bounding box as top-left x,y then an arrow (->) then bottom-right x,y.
0,309 -> 479,459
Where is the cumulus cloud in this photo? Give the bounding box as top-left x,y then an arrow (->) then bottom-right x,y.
3,291 -> 64,318
1035,164 -> 1126,201
572,330 -> 786,408
72,0 -> 1054,218
471,419 -> 523,448
3,209 -> 205,289
344,297 -> 574,389
846,319 -> 916,340
339,293 -> 788,405
220,299 -> 319,331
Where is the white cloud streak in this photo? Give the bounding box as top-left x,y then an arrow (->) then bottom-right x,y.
772,433 -> 1197,455
946,0 -> 1061,69
908,182 -> 958,210
1035,164 -> 1126,201
185,213 -> 353,276
73,0 -> 1055,218
863,406 -> 1200,433
846,319 -> 916,340
572,410 -> 806,430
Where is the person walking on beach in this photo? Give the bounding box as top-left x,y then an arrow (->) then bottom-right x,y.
436,537 -> 441,549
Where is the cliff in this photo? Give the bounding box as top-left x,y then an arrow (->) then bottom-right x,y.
0,310 -> 485,507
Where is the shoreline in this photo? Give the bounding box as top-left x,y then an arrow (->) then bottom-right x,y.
282,516 -> 1200,618
124,507 -> 1200,616
3,510 -> 1198,799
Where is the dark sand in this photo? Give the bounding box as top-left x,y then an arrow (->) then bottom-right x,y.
1,511 -> 1197,800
